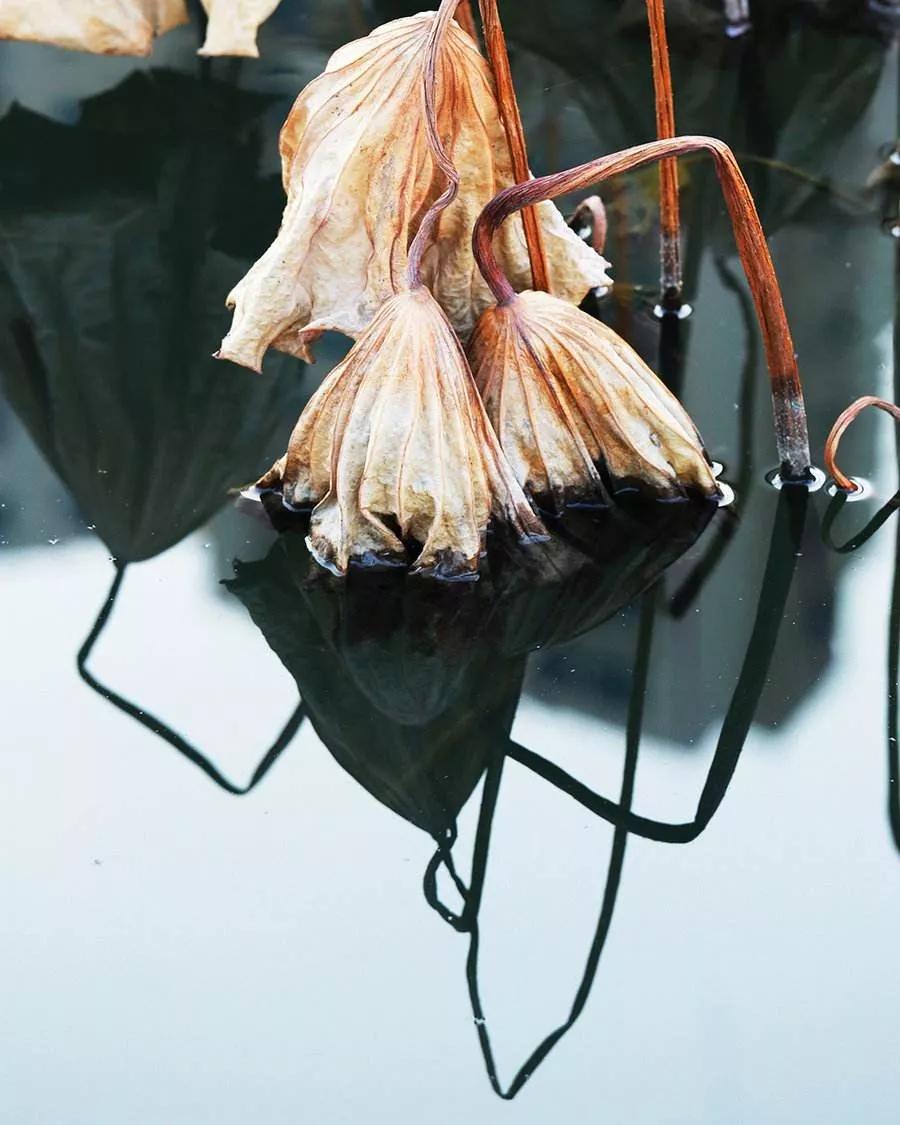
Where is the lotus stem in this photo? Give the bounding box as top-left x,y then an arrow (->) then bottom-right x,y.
473,135 -> 813,482
478,0 -> 550,291
457,1 -> 478,39
645,0 -> 682,310
825,396 -> 900,493
406,0 -> 465,288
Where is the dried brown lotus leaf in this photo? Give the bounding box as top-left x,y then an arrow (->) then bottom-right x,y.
0,0 -> 188,55
468,290 -> 720,508
217,12 -> 609,371
256,287 -> 546,579
197,0 -> 282,58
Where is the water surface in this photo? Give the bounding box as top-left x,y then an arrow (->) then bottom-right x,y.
1,3 -> 899,1122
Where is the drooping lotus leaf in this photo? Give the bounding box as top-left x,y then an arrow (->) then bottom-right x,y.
198,0 -> 283,57
0,72 -> 307,563
256,287 -> 546,579
469,290 -> 720,507
0,0 -> 188,56
217,11 -> 609,370
227,535 -> 525,837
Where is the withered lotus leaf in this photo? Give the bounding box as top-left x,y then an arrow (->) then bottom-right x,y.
468,290 -> 720,508
217,12 -> 609,371
255,287 -> 547,579
197,1 -> 282,57
0,0 -> 188,56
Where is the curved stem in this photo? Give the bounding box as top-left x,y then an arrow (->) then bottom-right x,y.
78,564 -> 304,794
473,134 -> 813,482
822,490 -> 900,554
508,485 -> 808,843
825,396 -> 900,493
406,0 -> 466,288
645,0 -> 682,308
478,0 -> 549,291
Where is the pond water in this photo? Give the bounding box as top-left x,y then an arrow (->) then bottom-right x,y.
1,3 -> 900,1123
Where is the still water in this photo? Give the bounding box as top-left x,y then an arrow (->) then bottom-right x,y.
1,2 -> 900,1122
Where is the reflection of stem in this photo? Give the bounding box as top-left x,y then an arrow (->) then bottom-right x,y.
466,593 -> 652,1099
478,0 -> 549,291
474,136 -> 813,482
668,257 -> 758,616
509,488 -> 808,842
827,241 -> 900,854
736,155 -> 871,214
821,491 -> 900,553
645,0 -> 682,308
889,232 -> 900,851
78,565 -> 304,793
422,491 -> 806,1094
888,517 -> 900,850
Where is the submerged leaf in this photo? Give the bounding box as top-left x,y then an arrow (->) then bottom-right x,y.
0,0 -> 188,56
197,0 -> 282,57
217,11 -> 608,370
256,287 -> 546,578
468,290 -> 719,507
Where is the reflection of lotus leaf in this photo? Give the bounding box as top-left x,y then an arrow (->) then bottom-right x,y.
0,72 -> 306,562
226,503 -> 714,833
227,535 -> 525,836
492,501 -> 716,654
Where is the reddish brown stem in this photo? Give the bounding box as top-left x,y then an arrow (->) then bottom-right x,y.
406,0 -> 464,288
646,0 -> 682,308
478,0 -> 549,292
473,135 -> 812,481
457,1 -> 478,38
825,396 -> 900,492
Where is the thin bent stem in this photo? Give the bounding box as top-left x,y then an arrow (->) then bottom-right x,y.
668,257 -> 758,616
473,135 -> 813,482
508,486 -> 808,843
645,0 -> 682,308
825,396 -> 900,493
78,564 -> 304,794
406,0 -> 465,288
478,0 -> 549,291
822,490 -> 900,554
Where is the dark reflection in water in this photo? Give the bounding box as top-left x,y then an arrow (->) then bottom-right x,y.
0,71 -> 309,561
226,501 -> 715,835
1,2 -> 900,1121
210,489 -> 816,1099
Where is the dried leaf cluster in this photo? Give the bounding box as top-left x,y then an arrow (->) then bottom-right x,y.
0,0 -> 187,56
0,0 -> 283,57
228,4 -> 722,578
469,291 -> 718,510
257,288 -> 545,578
197,0 -> 282,58
217,12 -> 608,370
